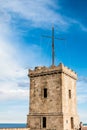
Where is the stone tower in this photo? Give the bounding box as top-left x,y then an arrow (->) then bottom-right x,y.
27,63 -> 79,130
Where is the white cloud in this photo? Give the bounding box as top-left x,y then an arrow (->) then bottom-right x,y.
0,0 -> 68,29
0,41 -> 28,100
0,103 -> 28,123
0,29 -> 46,102
70,20 -> 87,32
75,76 -> 87,123
0,37 -> 29,122
0,81 -> 29,101
79,23 -> 87,32
77,76 -> 87,103
0,0 -> 87,35
0,14 -> 29,101
78,109 -> 87,123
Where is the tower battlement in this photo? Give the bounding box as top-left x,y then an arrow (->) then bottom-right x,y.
29,63 -> 77,80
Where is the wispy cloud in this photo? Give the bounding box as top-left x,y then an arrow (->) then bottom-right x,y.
0,40 -> 28,100
0,0 -> 86,37
75,76 -> 87,122
0,38 -> 29,122
77,76 -> 87,103
70,19 -> 87,32
0,0 -> 69,30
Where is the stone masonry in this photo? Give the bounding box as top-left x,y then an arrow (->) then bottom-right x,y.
27,63 -> 79,130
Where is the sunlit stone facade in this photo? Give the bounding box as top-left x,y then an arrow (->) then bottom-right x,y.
27,63 -> 79,130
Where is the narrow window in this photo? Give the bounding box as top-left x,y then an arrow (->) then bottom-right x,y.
69,90 -> 71,99
43,117 -> 46,128
66,120 -> 68,123
44,88 -> 47,98
71,117 -> 74,129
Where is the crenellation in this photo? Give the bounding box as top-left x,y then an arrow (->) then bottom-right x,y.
28,63 -> 77,80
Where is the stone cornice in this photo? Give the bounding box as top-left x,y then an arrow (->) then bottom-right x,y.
28,63 -> 77,80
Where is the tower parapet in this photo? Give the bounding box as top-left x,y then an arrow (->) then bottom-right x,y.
29,63 -> 77,80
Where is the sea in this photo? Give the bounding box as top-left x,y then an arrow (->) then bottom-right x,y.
0,124 -> 26,128
83,124 -> 87,126
0,123 -> 87,128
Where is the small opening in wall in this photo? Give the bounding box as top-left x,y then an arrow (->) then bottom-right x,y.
66,120 -> 68,123
69,90 -> 71,99
71,117 -> 74,129
43,117 -> 46,128
44,88 -> 47,98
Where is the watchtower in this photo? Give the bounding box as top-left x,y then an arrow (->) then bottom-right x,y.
27,63 -> 79,130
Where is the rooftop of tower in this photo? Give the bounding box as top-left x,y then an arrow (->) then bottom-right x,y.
28,63 -> 77,80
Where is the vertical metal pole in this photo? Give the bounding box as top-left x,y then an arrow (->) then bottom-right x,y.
52,26 -> 54,66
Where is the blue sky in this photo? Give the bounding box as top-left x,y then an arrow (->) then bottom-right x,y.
0,0 -> 87,123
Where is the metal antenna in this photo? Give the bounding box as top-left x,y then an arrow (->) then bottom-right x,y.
42,26 -> 65,66
52,26 -> 54,66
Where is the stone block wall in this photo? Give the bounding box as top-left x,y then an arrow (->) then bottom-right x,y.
61,66 -> 79,130
29,73 -> 62,114
27,115 -> 63,130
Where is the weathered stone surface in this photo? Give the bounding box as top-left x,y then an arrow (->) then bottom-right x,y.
27,63 -> 80,130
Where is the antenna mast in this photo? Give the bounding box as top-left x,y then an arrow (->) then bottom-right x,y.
52,26 -> 54,66
42,26 -> 65,66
